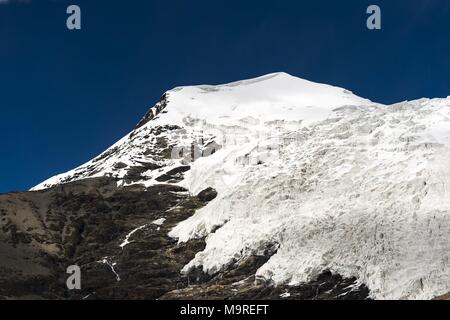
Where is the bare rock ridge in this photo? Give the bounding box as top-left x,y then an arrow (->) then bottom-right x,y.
135,93 -> 169,129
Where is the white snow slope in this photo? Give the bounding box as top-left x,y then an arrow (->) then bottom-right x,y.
33,72 -> 450,300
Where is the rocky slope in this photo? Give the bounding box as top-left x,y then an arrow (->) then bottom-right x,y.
3,72 -> 450,299
0,177 -> 368,300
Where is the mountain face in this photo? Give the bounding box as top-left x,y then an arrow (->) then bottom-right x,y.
32,72 -> 372,191
2,72 -> 450,299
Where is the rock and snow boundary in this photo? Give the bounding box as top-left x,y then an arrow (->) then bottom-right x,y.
33,73 -> 450,300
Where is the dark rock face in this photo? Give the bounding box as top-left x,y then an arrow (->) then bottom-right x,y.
0,177 -> 370,300
161,257 -> 370,300
0,177 -> 208,299
271,271 -> 370,300
196,188 -> 218,203
155,166 -> 191,183
135,93 -> 169,129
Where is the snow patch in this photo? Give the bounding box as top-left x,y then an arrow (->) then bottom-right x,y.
152,218 -> 166,226
98,257 -> 121,282
120,225 -> 147,249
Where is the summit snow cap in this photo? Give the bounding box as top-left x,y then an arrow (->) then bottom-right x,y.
154,72 -> 373,128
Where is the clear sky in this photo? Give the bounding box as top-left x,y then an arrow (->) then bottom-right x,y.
1,0 -> 450,192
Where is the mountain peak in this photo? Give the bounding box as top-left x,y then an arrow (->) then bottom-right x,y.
30,74 -> 450,299
33,73 -> 375,192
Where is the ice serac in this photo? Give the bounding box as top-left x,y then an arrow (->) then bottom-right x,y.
32,72 -> 450,300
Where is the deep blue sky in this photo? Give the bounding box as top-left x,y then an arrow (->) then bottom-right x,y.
1,0 -> 450,192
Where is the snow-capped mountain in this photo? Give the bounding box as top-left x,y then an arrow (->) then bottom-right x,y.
32,72 -> 372,191
32,72 -> 450,300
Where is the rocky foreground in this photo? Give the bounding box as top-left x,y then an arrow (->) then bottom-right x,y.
0,177 -> 369,300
